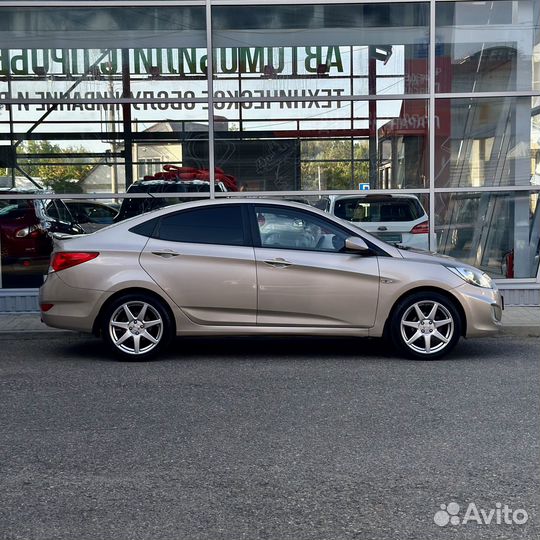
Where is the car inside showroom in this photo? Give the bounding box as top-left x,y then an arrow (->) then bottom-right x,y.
0,0 -> 539,308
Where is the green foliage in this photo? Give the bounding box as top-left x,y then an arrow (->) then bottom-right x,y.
18,141 -> 93,193
301,139 -> 370,190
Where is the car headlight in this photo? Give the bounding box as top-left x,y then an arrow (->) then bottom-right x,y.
446,266 -> 494,288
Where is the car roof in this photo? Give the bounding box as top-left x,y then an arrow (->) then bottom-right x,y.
116,198 -> 316,221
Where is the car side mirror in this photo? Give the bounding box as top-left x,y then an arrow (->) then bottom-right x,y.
345,236 -> 370,253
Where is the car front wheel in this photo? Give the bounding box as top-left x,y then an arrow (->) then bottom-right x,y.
102,293 -> 172,361
389,292 -> 462,360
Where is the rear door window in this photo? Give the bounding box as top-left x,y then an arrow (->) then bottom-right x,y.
156,205 -> 247,246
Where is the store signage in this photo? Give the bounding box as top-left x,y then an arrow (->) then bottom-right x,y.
0,88 -> 348,112
0,47 -> 344,77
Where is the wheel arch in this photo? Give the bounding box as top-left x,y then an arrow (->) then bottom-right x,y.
384,286 -> 467,338
92,287 -> 175,337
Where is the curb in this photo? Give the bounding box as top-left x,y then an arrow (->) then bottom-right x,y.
499,326 -> 540,338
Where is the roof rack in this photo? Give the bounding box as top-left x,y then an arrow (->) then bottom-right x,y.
140,165 -> 238,192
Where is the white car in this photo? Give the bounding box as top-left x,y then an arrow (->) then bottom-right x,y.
324,194 -> 430,250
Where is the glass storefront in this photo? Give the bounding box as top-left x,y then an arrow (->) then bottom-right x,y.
436,191 -> 539,278
436,0 -> 538,93
435,97 -> 536,188
0,1 -> 539,292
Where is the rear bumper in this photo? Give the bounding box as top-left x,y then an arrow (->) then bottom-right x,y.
39,272 -> 109,333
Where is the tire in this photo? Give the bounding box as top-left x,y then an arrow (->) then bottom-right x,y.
101,293 -> 173,361
389,292 -> 462,360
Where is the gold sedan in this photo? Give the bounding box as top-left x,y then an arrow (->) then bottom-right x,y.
40,200 -> 503,361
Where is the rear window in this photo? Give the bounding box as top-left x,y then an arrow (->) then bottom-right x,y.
333,197 -> 423,223
0,199 -> 34,217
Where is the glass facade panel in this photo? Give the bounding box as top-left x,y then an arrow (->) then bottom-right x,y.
0,5 -> 209,202
212,3 -> 429,96
436,0 -> 539,93
213,99 -> 428,191
436,191 -> 540,279
435,97 -> 536,188
0,7 -> 208,99
0,107 -> 209,195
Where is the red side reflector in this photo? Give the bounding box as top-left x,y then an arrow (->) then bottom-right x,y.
40,303 -> 54,312
51,252 -> 99,272
410,220 -> 429,234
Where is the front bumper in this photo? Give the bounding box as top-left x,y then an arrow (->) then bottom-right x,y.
452,283 -> 503,337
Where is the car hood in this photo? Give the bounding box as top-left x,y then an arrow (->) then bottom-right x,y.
397,247 -> 461,266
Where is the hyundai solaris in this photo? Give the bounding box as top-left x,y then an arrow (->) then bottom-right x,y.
39,199 -> 503,360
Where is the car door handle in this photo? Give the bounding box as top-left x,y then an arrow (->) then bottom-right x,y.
152,250 -> 180,258
263,258 -> 293,268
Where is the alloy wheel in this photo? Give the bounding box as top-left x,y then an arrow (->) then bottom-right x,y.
399,300 -> 454,355
108,301 -> 164,355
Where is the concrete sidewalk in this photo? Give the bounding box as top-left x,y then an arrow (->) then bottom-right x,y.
0,307 -> 538,336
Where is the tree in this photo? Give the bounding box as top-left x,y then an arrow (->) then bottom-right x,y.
301,139 -> 370,190
18,141 -> 94,193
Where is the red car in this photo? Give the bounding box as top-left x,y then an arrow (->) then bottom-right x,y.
0,190 -> 83,287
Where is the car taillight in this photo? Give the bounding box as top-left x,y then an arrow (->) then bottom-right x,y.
51,252 -> 99,272
15,224 -> 44,238
40,303 -> 54,312
410,221 -> 429,234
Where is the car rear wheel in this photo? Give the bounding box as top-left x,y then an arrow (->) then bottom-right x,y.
389,292 -> 462,360
102,294 -> 172,361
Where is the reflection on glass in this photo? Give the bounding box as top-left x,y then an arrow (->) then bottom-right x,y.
4,48 -> 209,100
436,0 -> 539,93
435,97 -> 535,188
436,192 -> 540,279
213,100 -> 428,191
212,3 -> 429,95
0,7 -> 208,99
0,112 -> 210,194
0,196 -> 80,288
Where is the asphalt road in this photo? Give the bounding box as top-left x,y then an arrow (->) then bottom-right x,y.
0,333 -> 538,540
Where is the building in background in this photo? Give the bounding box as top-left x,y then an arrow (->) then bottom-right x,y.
0,0 -> 539,308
